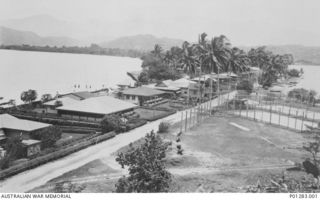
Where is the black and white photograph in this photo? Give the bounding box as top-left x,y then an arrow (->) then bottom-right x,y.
0,0 -> 320,198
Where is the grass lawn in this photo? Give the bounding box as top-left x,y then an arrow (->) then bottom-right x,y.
135,107 -> 170,121
55,133 -> 87,146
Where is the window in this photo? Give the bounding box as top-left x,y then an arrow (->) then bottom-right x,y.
126,95 -> 130,100
132,96 -> 136,100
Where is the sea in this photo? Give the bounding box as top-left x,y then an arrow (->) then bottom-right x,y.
0,49 -> 319,103
0,49 -> 142,103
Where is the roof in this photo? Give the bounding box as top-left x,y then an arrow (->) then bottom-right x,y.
22,139 -> 41,146
117,78 -> 136,87
270,86 -> 284,92
170,78 -> 197,88
72,91 -> 95,99
250,67 -> 261,71
0,114 -> 51,132
61,91 -> 95,100
122,87 -> 166,97
57,96 -> 137,115
44,97 -> 80,107
188,83 -> 201,90
146,81 -> 180,92
219,72 -> 238,77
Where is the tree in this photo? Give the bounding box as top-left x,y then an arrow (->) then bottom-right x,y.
151,44 -> 163,58
229,47 -> 250,73
41,93 -> 53,103
21,89 -> 37,104
288,88 -> 317,105
115,130 -> 172,192
31,126 -> 62,149
54,100 -> 63,107
0,135 -> 24,169
287,69 -> 301,77
137,71 -> 149,85
180,41 -> 199,77
101,115 -> 127,133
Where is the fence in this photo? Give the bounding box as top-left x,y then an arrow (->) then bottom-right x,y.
221,93 -> 320,132
178,91 -> 237,133
0,132 -> 116,180
175,89 -> 320,133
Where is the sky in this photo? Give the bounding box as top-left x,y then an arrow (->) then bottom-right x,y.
0,0 -> 320,46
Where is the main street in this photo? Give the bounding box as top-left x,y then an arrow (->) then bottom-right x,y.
0,91 -> 236,192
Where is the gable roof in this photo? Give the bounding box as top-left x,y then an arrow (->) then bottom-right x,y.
57,96 -> 137,115
171,78 -> 197,88
117,78 -> 136,87
44,96 -> 80,107
60,91 -> 95,100
122,87 -> 166,97
0,114 -> 51,132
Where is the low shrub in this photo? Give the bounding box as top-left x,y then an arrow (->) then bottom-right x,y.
158,122 -> 170,133
236,80 -> 254,94
287,68 -> 300,77
101,115 -> 127,134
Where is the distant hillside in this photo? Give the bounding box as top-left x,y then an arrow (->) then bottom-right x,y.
0,26 -> 85,47
266,45 -> 320,65
100,34 -> 184,50
241,45 -> 320,65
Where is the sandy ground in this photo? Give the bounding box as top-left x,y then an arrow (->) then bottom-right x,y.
233,109 -> 317,131
0,91 -> 236,192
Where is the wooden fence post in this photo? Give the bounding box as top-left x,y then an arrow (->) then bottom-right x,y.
312,111 -> 315,127
246,102 -> 249,118
269,102 -> 272,124
278,108 -> 281,126
287,108 -> 290,128
180,111 -> 183,133
185,110 -> 188,132
189,108 -> 192,128
253,105 -> 256,121
301,111 -> 305,132
295,110 -> 298,130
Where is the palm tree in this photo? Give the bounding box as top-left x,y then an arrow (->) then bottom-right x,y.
196,35 -> 232,105
151,44 -> 163,58
229,47 -> 250,73
180,41 -> 199,77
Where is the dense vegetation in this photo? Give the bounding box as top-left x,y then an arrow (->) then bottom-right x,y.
139,33 -> 294,88
101,115 -> 127,133
0,44 -> 146,58
0,136 -> 24,169
31,126 -> 62,149
288,88 -> 317,105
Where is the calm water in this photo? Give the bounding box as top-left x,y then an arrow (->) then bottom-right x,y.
288,64 -> 320,94
0,50 -> 141,103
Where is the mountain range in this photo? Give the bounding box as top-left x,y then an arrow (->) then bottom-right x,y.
0,26 -> 86,47
0,14 -> 319,65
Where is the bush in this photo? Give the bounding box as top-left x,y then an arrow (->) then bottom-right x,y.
101,115 -> 127,134
236,80 -> 254,94
158,122 -> 170,133
31,126 -> 62,149
287,69 -> 300,77
288,88 -> 317,105
115,130 -> 172,192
